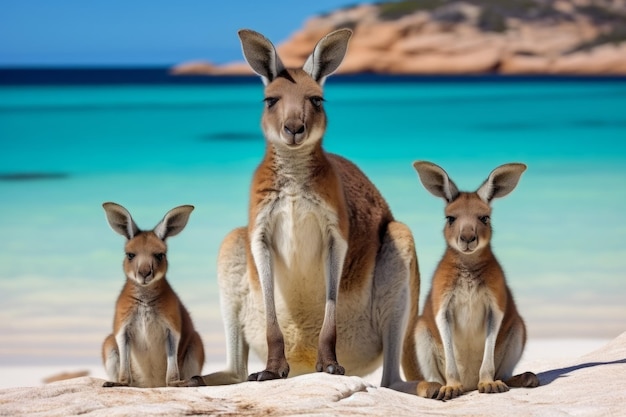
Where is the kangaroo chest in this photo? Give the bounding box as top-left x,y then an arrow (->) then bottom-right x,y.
121,301 -> 171,386
447,270 -> 492,336
441,270 -> 500,388
126,303 -> 169,348
251,178 -> 346,332
263,183 -> 339,276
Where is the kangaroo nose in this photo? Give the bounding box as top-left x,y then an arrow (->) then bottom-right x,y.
460,233 -> 476,244
138,264 -> 152,278
284,124 -> 305,136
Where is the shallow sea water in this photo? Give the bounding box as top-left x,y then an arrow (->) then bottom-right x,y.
1,76 -> 625,364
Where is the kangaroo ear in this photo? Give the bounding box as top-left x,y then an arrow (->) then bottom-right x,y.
412,161 -> 459,203
477,163 -> 527,203
238,29 -> 285,86
303,29 -> 352,86
103,202 -> 139,240
153,205 -> 194,240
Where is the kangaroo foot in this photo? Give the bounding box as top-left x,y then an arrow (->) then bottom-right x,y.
168,376 -> 206,387
417,381 -> 443,399
248,358 -> 290,381
506,371 -> 540,388
315,358 -> 345,375
102,381 -> 129,388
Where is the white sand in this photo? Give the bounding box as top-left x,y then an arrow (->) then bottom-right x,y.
0,334 -> 624,416
0,338 -> 609,389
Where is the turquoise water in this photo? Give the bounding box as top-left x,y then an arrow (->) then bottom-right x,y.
1,78 -> 625,364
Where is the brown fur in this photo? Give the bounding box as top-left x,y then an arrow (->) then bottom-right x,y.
412,162 -> 539,400
244,65 -> 400,379
182,29 -> 427,395
101,203 -> 204,388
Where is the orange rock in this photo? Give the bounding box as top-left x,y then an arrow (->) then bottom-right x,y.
170,3 -> 626,76
352,22 -> 403,50
499,54 -> 552,74
170,61 -> 218,75
552,43 -> 626,74
391,47 -> 502,74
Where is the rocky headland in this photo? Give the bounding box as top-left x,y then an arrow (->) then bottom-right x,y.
172,0 -> 626,76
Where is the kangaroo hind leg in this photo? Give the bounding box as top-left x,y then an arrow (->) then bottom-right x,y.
496,320 -> 539,389
375,222 -> 441,398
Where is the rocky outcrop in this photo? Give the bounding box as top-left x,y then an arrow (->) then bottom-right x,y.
172,0 -> 626,76
1,333 -> 625,416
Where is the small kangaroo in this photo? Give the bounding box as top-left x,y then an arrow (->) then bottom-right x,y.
412,161 -> 539,400
180,29 -> 438,397
101,202 -> 205,388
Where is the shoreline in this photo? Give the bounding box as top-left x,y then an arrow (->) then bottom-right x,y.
2,68 -> 626,86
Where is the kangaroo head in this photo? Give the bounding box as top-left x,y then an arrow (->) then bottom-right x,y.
103,203 -> 194,286
413,161 -> 526,255
238,28 -> 351,149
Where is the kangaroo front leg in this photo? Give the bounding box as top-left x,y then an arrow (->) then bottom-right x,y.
248,229 -> 289,381
435,308 -> 463,400
103,329 -> 131,387
165,329 -> 181,386
316,233 -> 347,375
478,307 -> 509,394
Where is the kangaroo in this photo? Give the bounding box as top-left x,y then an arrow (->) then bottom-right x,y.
101,202 -> 205,388
412,161 -> 539,400
179,29 -> 439,397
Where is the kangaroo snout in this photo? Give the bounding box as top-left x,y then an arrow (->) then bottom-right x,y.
458,226 -> 478,252
135,259 -> 155,285
121,233 -> 168,286
126,253 -> 162,286
282,120 -> 306,145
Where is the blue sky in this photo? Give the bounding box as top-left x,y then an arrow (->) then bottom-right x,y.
0,0 -> 357,67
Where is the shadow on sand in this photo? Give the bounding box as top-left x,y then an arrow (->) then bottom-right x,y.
537,358 -> 626,386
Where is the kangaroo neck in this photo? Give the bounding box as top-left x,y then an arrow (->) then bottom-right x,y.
445,246 -> 494,276
127,277 -> 169,306
265,140 -> 327,181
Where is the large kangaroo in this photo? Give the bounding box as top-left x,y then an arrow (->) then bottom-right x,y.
182,29 -> 438,397
412,162 -> 539,400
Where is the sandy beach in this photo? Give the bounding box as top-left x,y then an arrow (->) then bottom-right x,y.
0,337 -> 610,389
0,335 -> 624,416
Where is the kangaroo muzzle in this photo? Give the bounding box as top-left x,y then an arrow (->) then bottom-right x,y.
282,119 -> 306,146
136,260 -> 154,285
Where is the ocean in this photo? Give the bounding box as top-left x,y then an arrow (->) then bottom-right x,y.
1,69 -> 625,365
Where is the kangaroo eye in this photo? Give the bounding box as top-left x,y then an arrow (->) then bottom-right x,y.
309,96 -> 323,107
154,253 -> 165,261
479,215 -> 490,225
264,97 -> 279,108
446,216 -> 456,225
126,253 -> 135,260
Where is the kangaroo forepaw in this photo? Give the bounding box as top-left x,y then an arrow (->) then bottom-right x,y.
102,381 -> 129,388
478,380 -> 509,394
436,384 -> 464,401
